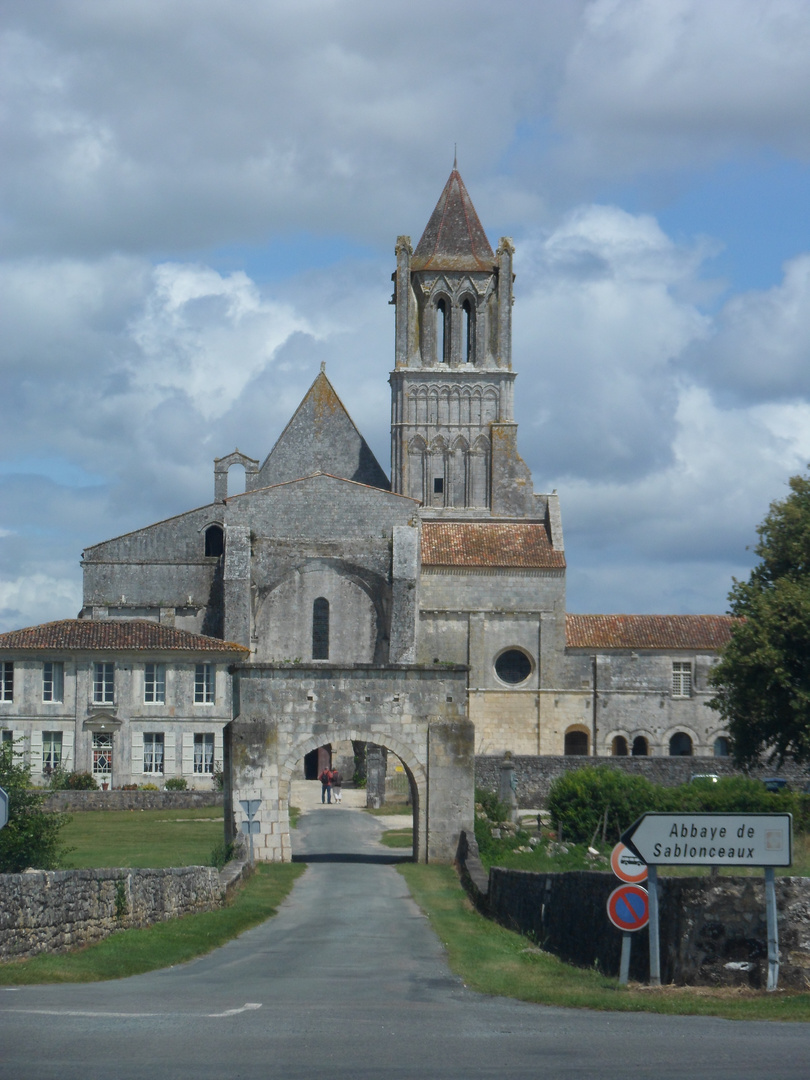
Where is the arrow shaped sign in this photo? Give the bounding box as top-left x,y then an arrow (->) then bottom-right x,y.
621,812 -> 792,868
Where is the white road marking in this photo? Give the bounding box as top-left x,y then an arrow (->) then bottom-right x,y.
3,1002 -> 263,1019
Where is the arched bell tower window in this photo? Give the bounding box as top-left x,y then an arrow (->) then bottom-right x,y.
204,524 -> 224,557
436,298 -> 448,364
462,298 -> 474,363
312,597 -> 330,660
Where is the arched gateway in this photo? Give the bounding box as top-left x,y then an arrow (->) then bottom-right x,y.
224,663 -> 474,863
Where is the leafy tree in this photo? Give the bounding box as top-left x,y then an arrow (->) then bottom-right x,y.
0,740 -> 70,872
708,470 -> 810,767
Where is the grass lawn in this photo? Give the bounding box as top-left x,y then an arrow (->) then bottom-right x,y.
380,828 -> 414,848
399,864 -> 810,1022
60,807 -> 225,869
0,863 -> 305,985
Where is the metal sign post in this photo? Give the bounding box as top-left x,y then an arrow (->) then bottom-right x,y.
606,882 -> 649,986
239,799 -> 261,864
621,813 -> 792,990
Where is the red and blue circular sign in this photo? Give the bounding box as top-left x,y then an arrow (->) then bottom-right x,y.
607,884 -> 649,931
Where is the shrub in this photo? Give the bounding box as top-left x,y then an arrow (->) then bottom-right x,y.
139,783 -> 159,791
210,840 -> 237,870
546,766 -> 663,845
0,740 -> 70,871
165,776 -> 188,791
212,761 -> 225,791
51,770 -> 98,791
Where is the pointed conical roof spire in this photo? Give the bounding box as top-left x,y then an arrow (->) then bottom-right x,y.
412,168 -> 495,272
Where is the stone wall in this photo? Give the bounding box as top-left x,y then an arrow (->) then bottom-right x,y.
0,865 -> 224,961
475,755 -> 810,808
484,866 -> 810,989
42,790 -> 224,812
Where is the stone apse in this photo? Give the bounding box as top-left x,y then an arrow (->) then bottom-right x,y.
224,663 -> 475,863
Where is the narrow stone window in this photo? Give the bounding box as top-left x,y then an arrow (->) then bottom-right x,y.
436,299 -> 448,363
144,663 -> 166,704
43,661 -> 64,703
143,732 -> 164,774
194,663 -> 215,704
312,597 -> 329,660
462,298 -> 474,363
671,661 -> 692,697
205,524 -> 224,557
0,662 -> 13,702
194,732 -> 214,773
93,662 -> 114,704
433,477 -> 444,495
42,731 -> 63,774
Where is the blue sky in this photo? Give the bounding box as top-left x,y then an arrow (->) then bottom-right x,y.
2,0 -> 810,630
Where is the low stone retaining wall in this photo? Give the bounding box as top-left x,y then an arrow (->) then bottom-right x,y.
41,790 -> 224,812
476,861 -> 810,989
475,755 -> 810,808
0,865 -> 225,961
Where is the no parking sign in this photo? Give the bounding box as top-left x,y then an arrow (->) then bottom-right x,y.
607,884 -> 649,932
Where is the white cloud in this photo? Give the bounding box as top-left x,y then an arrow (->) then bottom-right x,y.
692,255 -> 810,403
557,0 -> 810,175
0,573 -> 82,633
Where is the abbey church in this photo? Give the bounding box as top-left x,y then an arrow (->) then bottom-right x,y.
0,169 -> 735,794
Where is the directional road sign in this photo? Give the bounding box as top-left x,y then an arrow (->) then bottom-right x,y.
621,813 -> 792,867
239,799 -> 261,819
0,786 -> 7,831
607,884 -> 649,932
610,842 -> 647,883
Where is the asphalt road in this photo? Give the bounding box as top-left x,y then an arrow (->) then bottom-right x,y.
1,808 -> 807,1079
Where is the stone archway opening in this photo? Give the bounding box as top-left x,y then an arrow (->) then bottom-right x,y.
225,662 -> 474,865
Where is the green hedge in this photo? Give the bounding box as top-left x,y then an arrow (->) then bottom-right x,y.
546,767 -> 808,844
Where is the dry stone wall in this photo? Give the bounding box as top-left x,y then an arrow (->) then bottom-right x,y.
0,865 -> 224,961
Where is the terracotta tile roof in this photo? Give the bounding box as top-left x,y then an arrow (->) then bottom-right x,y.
422,522 -> 565,569
565,614 -> 737,651
412,169 -> 495,272
0,620 -> 249,653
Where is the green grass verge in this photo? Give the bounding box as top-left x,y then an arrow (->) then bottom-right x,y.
0,863 -> 305,985
380,828 -> 414,848
399,864 -> 810,1021
364,804 -> 413,816
60,807 -> 224,869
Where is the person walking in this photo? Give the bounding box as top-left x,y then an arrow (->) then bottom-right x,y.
319,765 -> 333,804
331,766 -> 342,803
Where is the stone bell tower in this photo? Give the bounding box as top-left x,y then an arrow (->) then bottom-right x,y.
389,165 -> 535,516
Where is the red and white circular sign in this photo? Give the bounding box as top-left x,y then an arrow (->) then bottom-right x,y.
607,884 -> 649,932
610,842 -> 648,883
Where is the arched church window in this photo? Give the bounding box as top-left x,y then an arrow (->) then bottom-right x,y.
462,298 -> 474,363
564,730 -> 589,755
632,736 -> 649,757
436,299 -> 448,364
204,524 -> 224,557
669,732 -> 693,756
611,735 -> 628,756
312,597 -> 329,660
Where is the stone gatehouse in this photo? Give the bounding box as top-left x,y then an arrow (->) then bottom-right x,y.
225,664 -> 473,862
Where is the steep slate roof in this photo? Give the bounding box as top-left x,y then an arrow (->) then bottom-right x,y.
412,169 -> 496,272
565,614 -> 737,651
0,620 -> 248,653
257,370 -> 390,491
422,522 -> 565,569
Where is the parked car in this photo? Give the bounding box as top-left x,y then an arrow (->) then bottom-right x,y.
690,774 -> 719,784
762,777 -> 789,792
